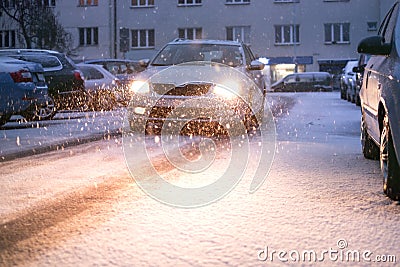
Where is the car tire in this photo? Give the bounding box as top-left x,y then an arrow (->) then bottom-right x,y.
356,94 -> 361,106
340,89 -> 346,99
361,114 -> 379,160
346,87 -> 351,101
24,95 -> 57,121
380,113 -> 400,200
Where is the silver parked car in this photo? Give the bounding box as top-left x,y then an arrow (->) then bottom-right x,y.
340,60 -> 358,102
77,63 -> 121,110
358,1 -> 400,200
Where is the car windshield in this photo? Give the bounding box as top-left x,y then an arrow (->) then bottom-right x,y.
151,43 -> 243,67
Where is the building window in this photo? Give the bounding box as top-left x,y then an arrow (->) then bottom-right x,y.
178,28 -> 202,39
131,29 -> 155,48
226,26 -> 250,43
178,0 -> 201,6
324,23 -> 350,44
367,21 -> 378,31
226,0 -> 250,4
275,24 -> 300,45
2,0 -> 16,8
131,0 -> 155,7
274,0 -> 299,3
0,30 -> 16,48
38,0 -> 56,7
79,27 -> 99,46
79,0 -> 99,6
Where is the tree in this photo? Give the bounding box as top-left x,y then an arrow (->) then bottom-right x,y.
0,0 -> 73,52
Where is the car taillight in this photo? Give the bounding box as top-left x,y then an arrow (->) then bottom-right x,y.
74,70 -> 84,81
10,69 -> 33,83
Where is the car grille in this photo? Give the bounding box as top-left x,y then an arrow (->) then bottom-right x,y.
152,83 -> 212,96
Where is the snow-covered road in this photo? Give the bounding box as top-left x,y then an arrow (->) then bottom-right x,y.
1,92 -> 398,266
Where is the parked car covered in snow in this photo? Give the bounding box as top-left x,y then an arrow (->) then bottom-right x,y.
0,57 -> 49,125
0,49 -> 85,111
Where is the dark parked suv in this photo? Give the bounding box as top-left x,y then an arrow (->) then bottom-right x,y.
0,49 -> 85,112
357,1 -> 400,200
271,72 -> 333,92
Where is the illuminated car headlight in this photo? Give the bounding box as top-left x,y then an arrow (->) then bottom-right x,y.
213,83 -> 238,100
130,80 -> 150,94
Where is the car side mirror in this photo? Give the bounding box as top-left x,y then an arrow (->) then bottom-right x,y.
247,60 -> 265,71
139,58 -> 150,68
357,36 -> 391,56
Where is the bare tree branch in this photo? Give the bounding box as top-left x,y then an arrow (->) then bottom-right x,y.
0,0 -> 73,51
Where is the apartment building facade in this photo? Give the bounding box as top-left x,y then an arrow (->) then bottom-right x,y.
0,0 -> 396,82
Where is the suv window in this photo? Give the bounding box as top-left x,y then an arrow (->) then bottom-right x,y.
314,73 -> 329,82
284,74 -> 296,83
295,74 -> 313,82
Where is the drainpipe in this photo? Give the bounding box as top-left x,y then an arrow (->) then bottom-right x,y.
113,0 -> 117,58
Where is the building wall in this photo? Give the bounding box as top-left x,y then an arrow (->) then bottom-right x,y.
55,0 -> 114,60
0,0 -> 396,72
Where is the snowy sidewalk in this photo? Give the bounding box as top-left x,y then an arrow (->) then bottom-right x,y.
0,109 -> 126,161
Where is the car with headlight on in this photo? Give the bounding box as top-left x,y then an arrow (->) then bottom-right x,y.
127,39 -> 266,136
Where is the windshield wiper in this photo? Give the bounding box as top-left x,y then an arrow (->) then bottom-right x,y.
151,63 -> 171,66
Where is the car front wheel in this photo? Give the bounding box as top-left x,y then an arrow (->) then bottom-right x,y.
380,113 -> 400,200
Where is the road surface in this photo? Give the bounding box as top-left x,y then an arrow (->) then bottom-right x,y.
0,92 -> 398,266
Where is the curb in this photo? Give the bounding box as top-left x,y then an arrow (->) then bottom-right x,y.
0,129 -> 122,162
